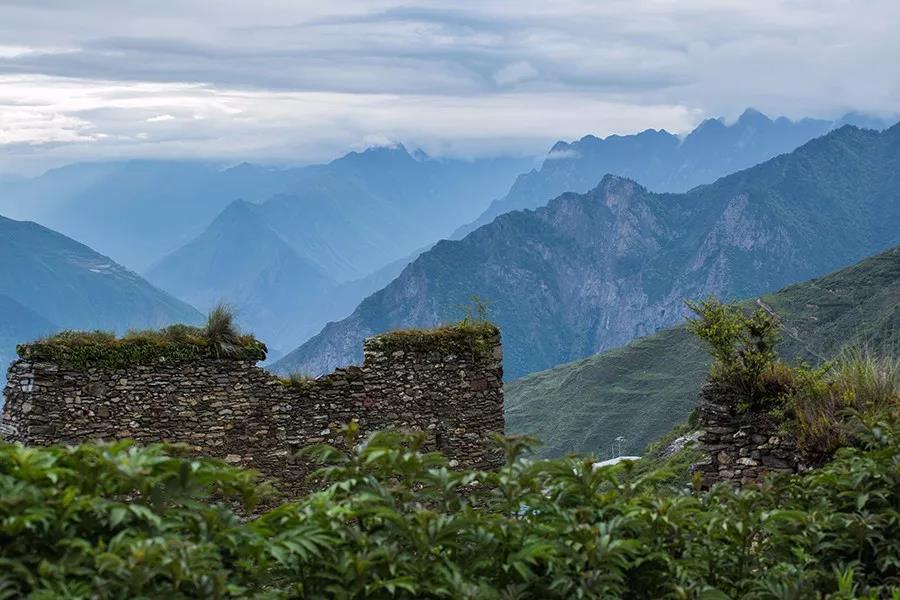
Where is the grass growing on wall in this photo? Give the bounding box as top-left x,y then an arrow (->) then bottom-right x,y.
372,321 -> 500,360
17,303 -> 267,369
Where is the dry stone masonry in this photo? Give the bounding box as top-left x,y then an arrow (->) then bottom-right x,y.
693,382 -> 809,487
1,325 -> 505,497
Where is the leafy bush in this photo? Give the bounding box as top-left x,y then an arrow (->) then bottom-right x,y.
3,420 -> 900,598
16,303 -> 267,369
686,298 -> 788,410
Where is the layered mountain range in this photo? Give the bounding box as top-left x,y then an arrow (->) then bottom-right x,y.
0,148 -> 530,274
144,146 -> 528,351
0,161 -> 282,272
506,244 -> 900,458
275,123 -> 900,379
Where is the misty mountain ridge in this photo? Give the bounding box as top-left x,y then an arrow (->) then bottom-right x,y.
274,122 -> 900,379
144,145 -> 527,351
0,147 -> 530,273
453,109 -> 895,239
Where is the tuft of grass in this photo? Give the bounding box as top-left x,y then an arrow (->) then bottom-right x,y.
205,303 -> 241,356
831,345 -> 899,408
280,371 -> 316,389
790,346 -> 900,461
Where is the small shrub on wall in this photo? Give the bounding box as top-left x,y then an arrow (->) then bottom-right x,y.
686,297 -> 788,410
687,297 -> 900,462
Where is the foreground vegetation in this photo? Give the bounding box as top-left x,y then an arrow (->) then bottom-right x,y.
2,294 -> 898,597
1,415 -> 899,599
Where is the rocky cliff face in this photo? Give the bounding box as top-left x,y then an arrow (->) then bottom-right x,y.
275,125 -> 900,380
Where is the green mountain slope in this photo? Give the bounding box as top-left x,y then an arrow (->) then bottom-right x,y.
505,245 -> 900,458
0,215 -> 202,333
275,124 -> 900,379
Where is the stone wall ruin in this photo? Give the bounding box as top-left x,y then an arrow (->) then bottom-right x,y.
693,382 -> 809,487
1,326 -> 505,497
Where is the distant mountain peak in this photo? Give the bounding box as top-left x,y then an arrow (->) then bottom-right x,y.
212,199 -> 260,225
330,143 -> 416,169
595,173 -> 643,193
737,107 -> 772,124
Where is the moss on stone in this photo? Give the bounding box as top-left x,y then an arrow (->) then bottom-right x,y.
17,325 -> 267,370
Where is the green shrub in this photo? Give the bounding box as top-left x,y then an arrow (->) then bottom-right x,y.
3,420 -> 900,598
687,298 -> 900,462
686,298 -> 788,410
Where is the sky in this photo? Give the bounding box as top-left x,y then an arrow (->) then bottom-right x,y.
1,0 -> 899,175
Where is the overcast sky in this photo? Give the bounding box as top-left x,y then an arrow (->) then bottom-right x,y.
1,0 -> 898,174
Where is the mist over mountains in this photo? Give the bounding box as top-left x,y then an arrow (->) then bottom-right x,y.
275,123 -> 900,379
1,109 -> 896,382
144,146 -> 530,351
0,148 -> 530,275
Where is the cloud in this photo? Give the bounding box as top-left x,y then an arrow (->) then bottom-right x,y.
0,73 -> 701,174
493,61 -> 538,86
0,0 -> 898,173
544,147 -> 580,161
146,114 -> 175,122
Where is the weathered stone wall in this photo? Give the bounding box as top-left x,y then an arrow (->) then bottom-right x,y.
1,328 -> 504,497
693,382 -> 809,487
